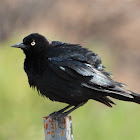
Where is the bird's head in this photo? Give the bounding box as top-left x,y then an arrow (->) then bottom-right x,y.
11,33 -> 51,56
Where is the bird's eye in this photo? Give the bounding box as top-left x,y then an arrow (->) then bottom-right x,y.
31,41 -> 36,46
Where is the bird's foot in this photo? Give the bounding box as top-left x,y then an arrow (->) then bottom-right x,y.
49,111 -> 66,120
49,112 -> 67,129
49,111 -> 59,118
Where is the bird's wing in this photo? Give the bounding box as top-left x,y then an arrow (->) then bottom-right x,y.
49,42 -> 112,76
48,58 -> 133,98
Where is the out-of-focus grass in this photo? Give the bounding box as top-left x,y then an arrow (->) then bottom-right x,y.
0,37 -> 140,140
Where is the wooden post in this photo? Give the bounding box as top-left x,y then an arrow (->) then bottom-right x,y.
43,116 -> 74,140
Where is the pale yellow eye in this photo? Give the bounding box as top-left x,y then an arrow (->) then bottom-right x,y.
31,41 -> 36,46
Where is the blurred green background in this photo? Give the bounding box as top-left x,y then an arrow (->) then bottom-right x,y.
1,1 -> 140,140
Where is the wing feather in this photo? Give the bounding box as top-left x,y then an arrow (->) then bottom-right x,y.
48,58 -> 115,88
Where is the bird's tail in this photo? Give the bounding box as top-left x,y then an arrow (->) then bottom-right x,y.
93,91 -> 140,108
108,90 -> 140,105
105,85 -> 140,105
93,85 -> 140,107
131,92 -> 140,104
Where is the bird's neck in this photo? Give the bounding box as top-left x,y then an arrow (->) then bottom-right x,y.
24,52 -> 46,76
23,48 -> 48,59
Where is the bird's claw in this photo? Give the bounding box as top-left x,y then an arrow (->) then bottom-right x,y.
49,111 -> 58,117
49,111 -> 66,120
49,112 -> 66,129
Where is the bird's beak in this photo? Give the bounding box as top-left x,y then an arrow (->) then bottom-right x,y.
11,42 -> 26,49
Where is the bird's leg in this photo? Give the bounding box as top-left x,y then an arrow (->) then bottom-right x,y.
57,105 -> 73,114
57,102 -> 86,119
49,105 -> 73,117
50,102 -> 86,129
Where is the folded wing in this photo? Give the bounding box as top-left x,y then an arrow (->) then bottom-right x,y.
48,57 -> 133,99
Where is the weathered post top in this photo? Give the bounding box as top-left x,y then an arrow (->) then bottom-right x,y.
43,116 -> 74,140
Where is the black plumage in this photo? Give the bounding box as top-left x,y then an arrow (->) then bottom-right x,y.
11,33 -> 140,117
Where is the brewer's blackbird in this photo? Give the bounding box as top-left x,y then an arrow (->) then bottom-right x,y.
11,33 -> 140,118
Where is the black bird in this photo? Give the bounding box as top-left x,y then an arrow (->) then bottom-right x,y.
11,33 -> 140,118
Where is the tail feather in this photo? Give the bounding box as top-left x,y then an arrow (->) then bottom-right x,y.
107,90 -> 140,105
93,84 -> 140,107
131,92 -> 140,104
93,91 -> 140,108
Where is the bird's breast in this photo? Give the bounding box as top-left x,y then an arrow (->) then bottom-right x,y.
24,58 -> 89,104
